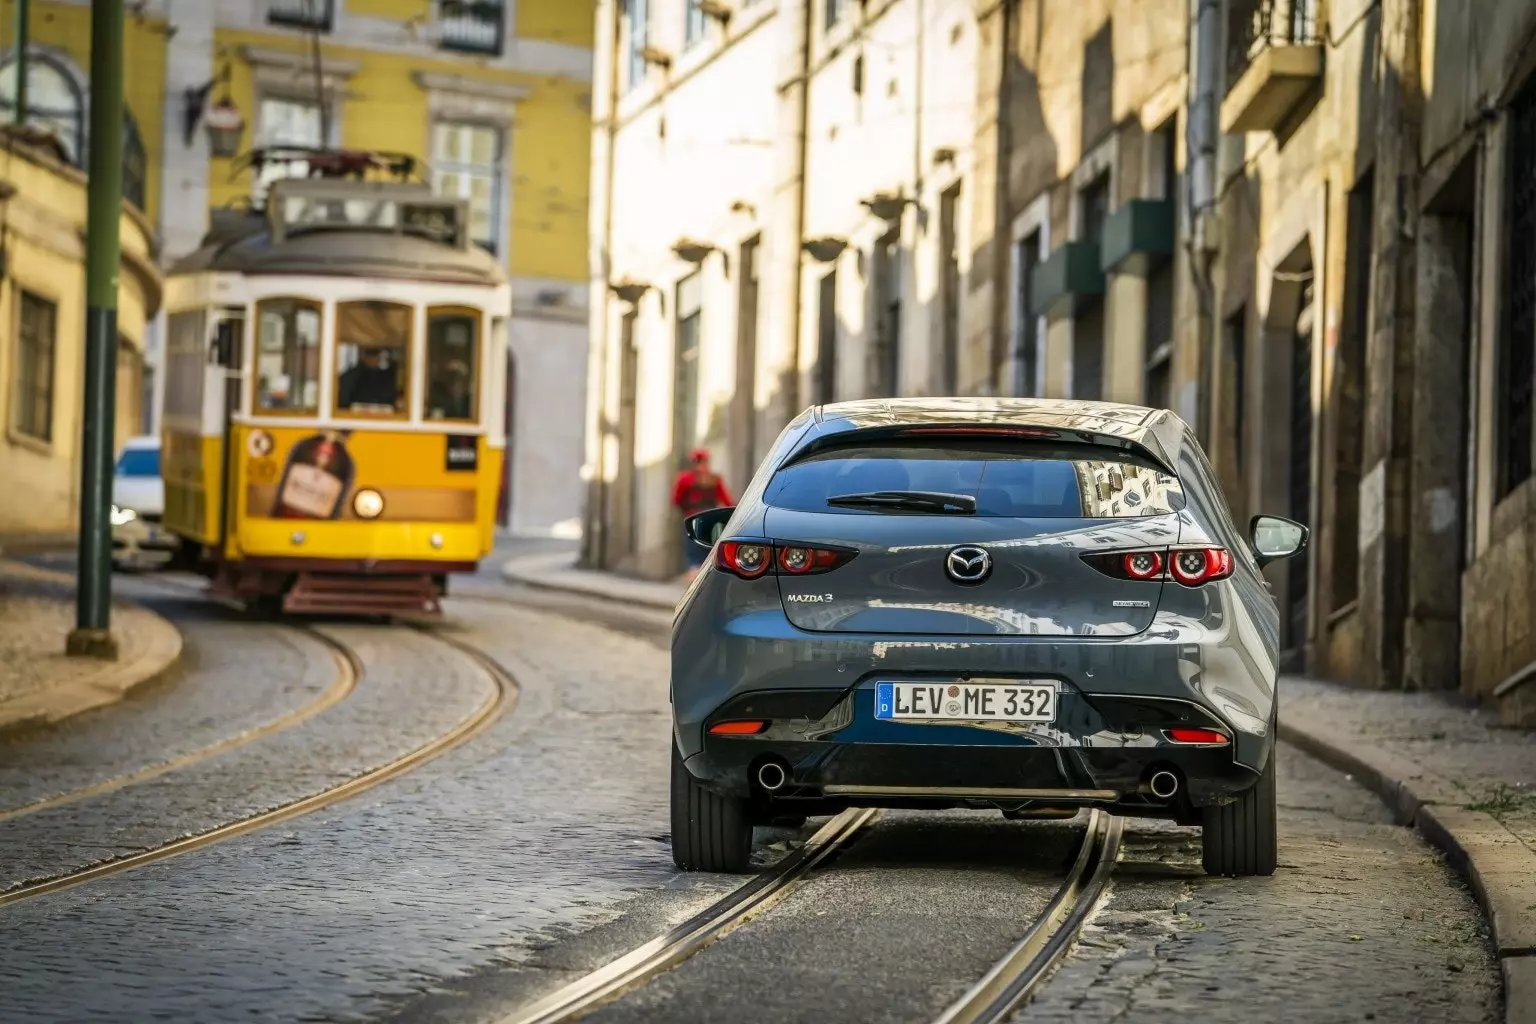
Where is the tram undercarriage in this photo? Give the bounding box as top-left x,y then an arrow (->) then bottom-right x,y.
203,556 -> 466,617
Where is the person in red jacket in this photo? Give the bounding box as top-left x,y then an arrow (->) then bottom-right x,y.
673,448 -> 733,577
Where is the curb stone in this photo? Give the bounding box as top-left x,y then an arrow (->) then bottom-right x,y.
1278,715 -> 1536,1023
0,560 -> 184,737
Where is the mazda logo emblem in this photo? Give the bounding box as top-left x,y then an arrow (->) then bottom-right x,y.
945,546 -> 993,584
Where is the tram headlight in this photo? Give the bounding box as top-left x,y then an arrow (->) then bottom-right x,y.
352,489 -> 385,520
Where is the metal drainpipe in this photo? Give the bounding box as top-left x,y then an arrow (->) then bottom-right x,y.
583,0 -> 623,568
1187,0 -> 1220,444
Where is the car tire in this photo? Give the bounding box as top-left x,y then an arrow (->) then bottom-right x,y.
671,741 -> 754,873
1201,750 -> 1278,877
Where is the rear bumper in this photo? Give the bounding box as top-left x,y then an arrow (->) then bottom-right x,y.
678,686 -> 1268,809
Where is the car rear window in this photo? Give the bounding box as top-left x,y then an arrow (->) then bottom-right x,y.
116,448 -> 160,478
765,443 -> 1184,518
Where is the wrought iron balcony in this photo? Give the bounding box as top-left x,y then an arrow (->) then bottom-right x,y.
439,0 -> 506,55
1221,0 -> 1323,134
267,0 -> 333,31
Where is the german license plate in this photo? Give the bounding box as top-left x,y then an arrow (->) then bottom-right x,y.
874,681 -> 1058,723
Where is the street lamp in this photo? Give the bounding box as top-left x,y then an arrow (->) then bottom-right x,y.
182,65 -> 244,158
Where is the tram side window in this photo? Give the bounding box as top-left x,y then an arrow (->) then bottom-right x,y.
426,308 -> 479,422
335,301 -> 411,418
255,299 -> 321,414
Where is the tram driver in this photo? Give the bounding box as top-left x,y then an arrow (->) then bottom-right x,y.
338,345 -> 399,412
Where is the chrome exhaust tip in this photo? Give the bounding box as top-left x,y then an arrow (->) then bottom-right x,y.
1148,770 -> 1179,800
756,761 -> 788,792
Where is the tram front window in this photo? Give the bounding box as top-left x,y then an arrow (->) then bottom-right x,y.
336,301 -> 410,417
426,307 -> 479,422
254,298 -> 321,414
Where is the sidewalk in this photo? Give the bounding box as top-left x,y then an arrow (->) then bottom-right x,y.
0,559 -> 183,736
501,551 -> 686,610
503,552 -> 1536,1019
1280,678 -> 1536,1021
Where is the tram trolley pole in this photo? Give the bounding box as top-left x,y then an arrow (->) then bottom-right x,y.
67,0 -> 126,660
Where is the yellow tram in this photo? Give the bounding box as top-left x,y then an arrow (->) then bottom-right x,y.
160,153 -> 510,615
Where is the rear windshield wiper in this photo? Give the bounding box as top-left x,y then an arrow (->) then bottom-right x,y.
826,490 -> 977,514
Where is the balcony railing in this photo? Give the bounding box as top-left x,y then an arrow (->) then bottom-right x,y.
268,0 -> 334,31
439,0 -> 506,56
1226,0 -> 1318,93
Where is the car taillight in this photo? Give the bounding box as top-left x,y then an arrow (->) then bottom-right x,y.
718,541 -> 772,579
1123,550 -> 1163,580
1169,547 -> 1233,586
1082,546 -> 1233,586
716,540 -> 854,579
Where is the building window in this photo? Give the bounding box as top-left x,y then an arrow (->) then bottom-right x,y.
11,291 -> 57,443
268,0 -> 334,30
439,0 -> 506,56
939,183 -> 962,395
253,97 -> 325,203
817,268 -> 838,403
1498,76 -> 1536,497
123,112 -> 147,212
1013,231 -> 1043,396
431,122 -> 504,255
673,272 -> 704,469
1333,172 -> 1373,606
627,0 -> 651,90
1072,174 -> 1111,400
734,237 -> 762,473
825,0 -> 849,31
685,0 -> 707,48
0,55 -> 84,163
871,232 -> 902,398
1077,173 -> 1111,242
1223,305 -> 1247,469
253,298 -> 322,415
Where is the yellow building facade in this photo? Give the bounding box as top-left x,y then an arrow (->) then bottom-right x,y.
0,131 -> 162,536
1,0 -> 594,535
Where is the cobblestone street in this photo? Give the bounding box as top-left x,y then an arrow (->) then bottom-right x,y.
0,548 -> 1511,1022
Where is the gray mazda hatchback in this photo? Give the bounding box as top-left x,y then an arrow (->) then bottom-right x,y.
672,398 -> 1307,877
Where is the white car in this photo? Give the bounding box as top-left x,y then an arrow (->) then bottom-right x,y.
111,436 -> 178,569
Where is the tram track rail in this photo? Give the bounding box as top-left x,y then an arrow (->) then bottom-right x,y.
498,808 -> 1121,1024
0,569 -> 518,910
502,807 -> 881,1024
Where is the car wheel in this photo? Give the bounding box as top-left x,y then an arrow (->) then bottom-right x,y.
670,741 -> 753,873
1201,749 -> 1278,877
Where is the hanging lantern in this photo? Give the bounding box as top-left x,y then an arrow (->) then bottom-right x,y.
203,98 -> 245,159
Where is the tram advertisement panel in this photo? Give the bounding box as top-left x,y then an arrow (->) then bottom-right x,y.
240,426 -> 485,524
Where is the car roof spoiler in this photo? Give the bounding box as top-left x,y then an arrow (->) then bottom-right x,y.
778,422 -> 1180,477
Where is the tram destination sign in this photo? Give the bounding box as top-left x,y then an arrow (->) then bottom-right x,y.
446,435 -> 478,472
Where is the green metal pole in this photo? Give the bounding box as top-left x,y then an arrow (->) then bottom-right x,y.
67,0 -> 124,660
13,0 -> 27,125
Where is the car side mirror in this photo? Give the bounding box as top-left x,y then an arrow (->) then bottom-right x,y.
1250,514 -> 1308,566
685,506 -> 735,549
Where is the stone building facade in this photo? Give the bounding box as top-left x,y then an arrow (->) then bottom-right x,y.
583,0 -> 1536,723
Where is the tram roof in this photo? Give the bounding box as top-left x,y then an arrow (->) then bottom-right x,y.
170,187 -> 506,287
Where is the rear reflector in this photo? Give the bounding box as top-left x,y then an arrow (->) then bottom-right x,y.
1166,727 -> 1229,745
709,720 -> 769,735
